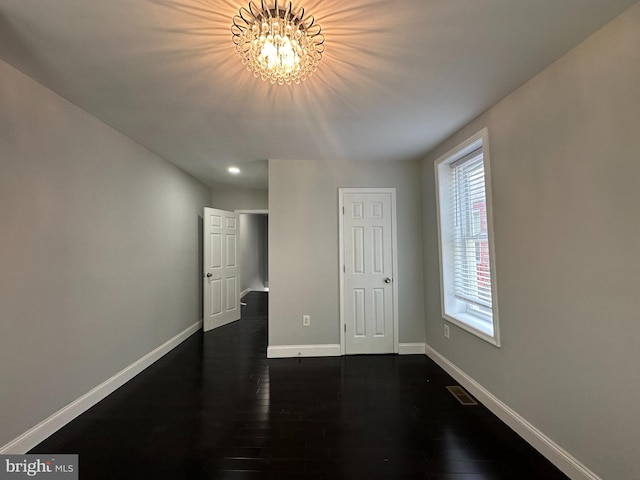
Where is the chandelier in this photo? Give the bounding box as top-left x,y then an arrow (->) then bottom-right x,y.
231,0 -> 325,85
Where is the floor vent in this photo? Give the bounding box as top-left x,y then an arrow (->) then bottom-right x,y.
446,386 -> 478,405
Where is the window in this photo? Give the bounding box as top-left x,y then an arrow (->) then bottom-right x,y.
435,128 -> 500,346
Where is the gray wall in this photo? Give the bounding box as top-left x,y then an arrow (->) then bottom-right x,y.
239,213 -> 268,293
269,159 -> 424,347
421,4 -> 640,479
0,59 -> 211,448
211,187 -> 268,211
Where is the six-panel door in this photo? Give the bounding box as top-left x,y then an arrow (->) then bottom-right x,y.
343,191 -> 395,354
204,207 -> 240,332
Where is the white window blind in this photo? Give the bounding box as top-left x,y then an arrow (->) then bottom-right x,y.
450,148 -> 493,318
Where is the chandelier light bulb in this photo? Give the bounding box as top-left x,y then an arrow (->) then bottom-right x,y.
232,0 -> 325,85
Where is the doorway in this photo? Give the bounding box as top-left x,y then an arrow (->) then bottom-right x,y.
238,210 -> 269,298
203,208 -> 269,333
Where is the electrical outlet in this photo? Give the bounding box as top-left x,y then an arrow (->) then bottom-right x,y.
303,315 -> 311,327
444,324 -> 450,339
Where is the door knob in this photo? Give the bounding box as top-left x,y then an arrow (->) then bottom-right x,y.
384,277 -> 392,284
206,273 -> 213,278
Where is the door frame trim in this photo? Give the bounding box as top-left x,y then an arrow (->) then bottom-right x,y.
338,188 -> 399,355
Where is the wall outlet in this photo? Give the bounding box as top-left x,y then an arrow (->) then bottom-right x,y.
302,315 -> 311,327
443,324 -> 450,339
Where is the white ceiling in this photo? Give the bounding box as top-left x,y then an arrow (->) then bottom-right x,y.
0,0 -> 636,189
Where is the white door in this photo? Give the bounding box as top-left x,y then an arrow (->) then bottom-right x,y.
340,189 -> 398,354
203,207 -> 240,332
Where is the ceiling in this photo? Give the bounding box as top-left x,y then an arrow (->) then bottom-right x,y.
0,0 -> 636,189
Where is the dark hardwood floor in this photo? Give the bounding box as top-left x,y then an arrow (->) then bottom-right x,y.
31,292 -> 567,479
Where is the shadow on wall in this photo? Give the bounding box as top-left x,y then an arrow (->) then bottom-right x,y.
198,214 -> 204,321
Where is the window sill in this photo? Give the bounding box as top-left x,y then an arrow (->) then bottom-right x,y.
442,312 -> 500,347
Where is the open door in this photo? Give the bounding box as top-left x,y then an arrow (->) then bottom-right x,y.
203,207 -> 240,332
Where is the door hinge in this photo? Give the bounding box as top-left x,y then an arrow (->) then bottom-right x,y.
343,265 -> 346,273
342,207 -> 345,215
344,324 -> 346,333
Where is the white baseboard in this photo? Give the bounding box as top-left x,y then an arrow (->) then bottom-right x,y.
1,320 -> 202,455
399,342 -> 426,355
267,344 -> 341,358
268,343 -> 425,357
425,344 -> 601,480
240,288 -> 269,298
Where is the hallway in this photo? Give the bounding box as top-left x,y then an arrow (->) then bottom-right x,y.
32,292 -> 567,479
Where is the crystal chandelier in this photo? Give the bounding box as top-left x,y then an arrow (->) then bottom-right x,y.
231,0 -> 325,85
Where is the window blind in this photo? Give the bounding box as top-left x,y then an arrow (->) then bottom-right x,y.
450,149 -> 493,316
